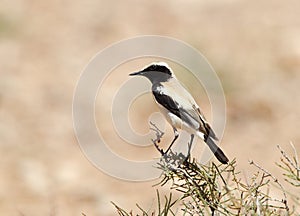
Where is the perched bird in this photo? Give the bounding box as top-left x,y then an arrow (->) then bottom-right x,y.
129,62 -> 229,164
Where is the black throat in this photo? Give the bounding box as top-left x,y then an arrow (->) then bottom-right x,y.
141,64 -> 173,83
145,72 -> 172,84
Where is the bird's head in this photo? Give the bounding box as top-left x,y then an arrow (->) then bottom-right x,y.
129,62 -> 173,83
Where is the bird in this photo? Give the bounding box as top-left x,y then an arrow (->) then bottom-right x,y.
129,62 -> 229,164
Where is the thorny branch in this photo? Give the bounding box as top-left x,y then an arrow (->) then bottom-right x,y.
114,122 -> 300,216
149,121 -> 165,155
249,160 -> 289,213
277,143 -> 300,188
113,144 -> 300,215
277,143 -> 300,172
150,121 -> 189,169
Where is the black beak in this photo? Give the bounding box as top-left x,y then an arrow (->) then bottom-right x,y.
129,71 -> 143,76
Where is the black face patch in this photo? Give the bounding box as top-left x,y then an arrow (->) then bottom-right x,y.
142,64 -> 172,75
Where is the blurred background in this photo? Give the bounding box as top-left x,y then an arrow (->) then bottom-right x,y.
0,0 -> 299,215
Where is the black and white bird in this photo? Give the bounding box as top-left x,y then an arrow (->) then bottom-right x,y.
129,62 -> 229,164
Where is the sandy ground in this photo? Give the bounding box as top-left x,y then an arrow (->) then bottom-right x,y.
0,0 -> 300,215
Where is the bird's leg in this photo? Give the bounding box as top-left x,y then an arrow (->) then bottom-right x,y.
164,127 -> 179,155
186,134 -> 195,160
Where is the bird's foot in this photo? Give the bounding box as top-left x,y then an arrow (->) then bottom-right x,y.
183,153 -> 191,164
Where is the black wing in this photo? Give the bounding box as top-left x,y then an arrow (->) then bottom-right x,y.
152,88 -> 181,118
152,84 -> 218,141
152,85 -> 201,130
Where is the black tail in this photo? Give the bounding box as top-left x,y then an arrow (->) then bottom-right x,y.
205,136 -> 229,164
